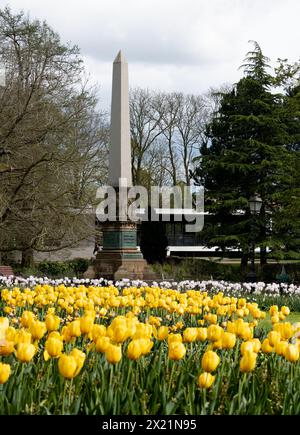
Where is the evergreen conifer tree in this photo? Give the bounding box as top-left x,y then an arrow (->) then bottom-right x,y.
193,42 -> 298,268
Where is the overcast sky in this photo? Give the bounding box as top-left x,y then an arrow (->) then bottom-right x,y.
2,0 -> 300,110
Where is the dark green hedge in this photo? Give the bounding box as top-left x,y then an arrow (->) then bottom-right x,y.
155,257 -> 300,283
11,258 -> 90,278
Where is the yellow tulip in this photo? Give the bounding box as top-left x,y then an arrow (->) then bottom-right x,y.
274,341 -> 288,357
281,306 -> 290,316
251,338 -> 261,353
91,324 -> 106,342
157,326 -> 169,341
105,344 -> 122,364
269,305 -> 279,316
235,321 -> 252,340
226,321 -> 236,334
212,339 -> 223,350
183,328 -> 198,343
20,311 -> 35,328
70,348 -> 86,375
43,350 -> 51,361
197,328 -> 208,342
238,298 -> 247,308
125,318 -> 138,338
48,331 -> 63,341
201,350 -> 220,372
221,332 -> 236,350
240,351 -> 257,373
112,325 -> 130,343
138,338 -> 153,355
240,341 -> 254,355
99,308 -> 108,317
61,325 -> 72,342
0,340 -> 15,356
293,323 -> 300,333
133,323 -> 152,340
84,309 -> 96,321
5,326 -> 16,342
15,329 -> 32,344
127,340 -> 143,360
148,316 -> 161,327
207,325 -> 223,342
268,331 -> 281,347
230,304 -> 237,313
285,344 -> 299,362
45,314 -> 60,332
261,338 -> 273,353
198,372 -> 215,389
45,337 -> 63,358
29,320 -> 47,340
167,333 -> 182,345
0,317 -> 9,331
96,336 -> 111,353
16,343 -> 36,363
208,314 -> 218,325
236,309 -> 244,318
3,307 -> 13,315
80,316 -> 94,335
68,320 -> 81,338
274,323 -> 293,340
0,363 -> 11,384
271,314 -> 280,324
251,309 -> 262,319
168,342 -> 186,360
58,354 -> 77,379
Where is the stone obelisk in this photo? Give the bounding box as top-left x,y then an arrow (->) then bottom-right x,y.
109,50 -> 132,188
94,51 -> 156,281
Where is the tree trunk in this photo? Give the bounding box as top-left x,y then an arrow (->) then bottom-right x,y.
260,247 -> 267,266
21,248 -> 34,268
241,251 -> 249,270
259,204 -> 267,266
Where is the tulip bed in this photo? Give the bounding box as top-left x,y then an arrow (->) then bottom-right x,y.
1,280 -> 300,415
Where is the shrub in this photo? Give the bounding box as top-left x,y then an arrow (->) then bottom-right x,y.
37,261 -> 70,277
68,258 -> 90,275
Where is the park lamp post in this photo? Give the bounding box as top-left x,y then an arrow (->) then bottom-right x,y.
246,195 -> 263,283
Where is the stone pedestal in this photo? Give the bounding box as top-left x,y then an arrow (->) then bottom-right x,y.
93,221 -> 158,281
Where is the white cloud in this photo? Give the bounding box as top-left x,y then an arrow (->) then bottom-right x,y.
3,0 -> 300,109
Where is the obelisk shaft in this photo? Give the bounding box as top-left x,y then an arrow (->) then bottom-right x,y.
109,51 -> 132,187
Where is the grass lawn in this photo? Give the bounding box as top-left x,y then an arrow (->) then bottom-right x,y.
258,312 -> 300,332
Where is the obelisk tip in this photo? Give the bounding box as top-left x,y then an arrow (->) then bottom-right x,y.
114,50 -> 127,63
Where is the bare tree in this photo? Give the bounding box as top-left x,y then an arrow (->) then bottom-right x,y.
176,94 -> 207,185
130,88 -> 167,185
158,92 -> 181,185
129,88 -> 212,189
0,7 -> 108,265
